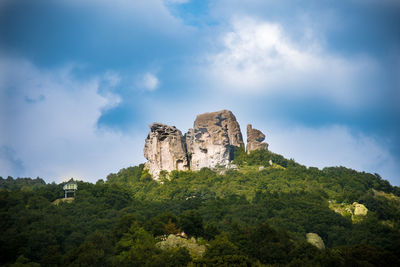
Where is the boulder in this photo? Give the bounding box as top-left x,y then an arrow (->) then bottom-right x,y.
52,198 -> 74,205
246,124 -> 268,153
185,110 -> 244,171
306,233 -> 325,250
144,123 -> 188,179
353,202 -> 368,216
156,234 -> 206,258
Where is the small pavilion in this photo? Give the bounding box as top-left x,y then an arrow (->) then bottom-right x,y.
63,180 -> 78,198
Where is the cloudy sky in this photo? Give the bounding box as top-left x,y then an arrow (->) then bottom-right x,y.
1,0 -> 399,185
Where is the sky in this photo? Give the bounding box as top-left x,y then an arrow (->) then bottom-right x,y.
0,0 -> 399,185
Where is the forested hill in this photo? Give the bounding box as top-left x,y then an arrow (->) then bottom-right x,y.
1,149 -> 400,266
0,176 -> 46,191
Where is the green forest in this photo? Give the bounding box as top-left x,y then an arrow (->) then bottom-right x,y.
1,149 -> 400,266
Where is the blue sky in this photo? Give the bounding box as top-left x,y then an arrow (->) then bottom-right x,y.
0,0 -> 399,185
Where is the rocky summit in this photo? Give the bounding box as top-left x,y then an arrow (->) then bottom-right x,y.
186,110 -> 244,171
144,123 -> 189,178
246,124 -> 269,154
144,110 -> 268,179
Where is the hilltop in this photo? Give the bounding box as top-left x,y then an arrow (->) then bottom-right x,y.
1,112 -> 400,266
144,110 -> 268,179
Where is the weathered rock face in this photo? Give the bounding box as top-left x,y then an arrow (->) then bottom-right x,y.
353,202 -> 368,216
144,123 -> 188,179
246,124 -> 268,153
306,233 -> 325,250
144,110 -> 246,178
186,110 -> 244,171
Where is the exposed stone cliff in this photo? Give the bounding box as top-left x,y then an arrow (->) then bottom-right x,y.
144,123 -> 188,178
144,110 -> 249,179
246,124 -> 268,153
186,110 -> 244,171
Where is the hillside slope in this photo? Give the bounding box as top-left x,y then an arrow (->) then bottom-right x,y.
1,149 -> 400,266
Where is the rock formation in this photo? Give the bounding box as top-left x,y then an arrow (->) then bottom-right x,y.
329,201 -> 368,223
156,234 -> 206,258
144,123 -> 189,178
186,110 -> 244,171
306,233 -> 325,250
144,110 -> 247,179
246,124 -> 268,153
353,202 -> 368,216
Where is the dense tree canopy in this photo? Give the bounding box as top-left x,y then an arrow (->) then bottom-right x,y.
1,149 -> 400,266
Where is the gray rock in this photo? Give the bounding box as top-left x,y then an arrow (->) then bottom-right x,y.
144,110 -> 247,178
144,123 -> 188,179
353,202 -> 368,216
246,124 -> 268,153
186,110 -> 244,171
306,233 -> 325,250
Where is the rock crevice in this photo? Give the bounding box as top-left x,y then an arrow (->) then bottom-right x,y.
144,123 -> 189,178
186,110 -> 244,171
143,110 -> 268,179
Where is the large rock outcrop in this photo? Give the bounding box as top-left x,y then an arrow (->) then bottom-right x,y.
353,202 -> 368,216
144,123 -> 188,178
246,124 -> 268,153
143,110 -> 246,178
186,110 -> 244,171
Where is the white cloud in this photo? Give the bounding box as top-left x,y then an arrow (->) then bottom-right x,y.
263,124 -> 399,185
103,71 -> 121,88
0,57 -> 146,183
140,72 -> 159,91
205,17 -> 377,106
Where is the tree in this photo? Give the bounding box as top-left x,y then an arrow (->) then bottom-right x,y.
179,210 -> 203,238
201,234 -> 251,266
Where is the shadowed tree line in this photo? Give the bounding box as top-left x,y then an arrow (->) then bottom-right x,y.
1,150 -> 400,266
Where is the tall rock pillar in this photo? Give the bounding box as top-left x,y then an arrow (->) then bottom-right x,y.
144,123 -> 189,179
185,110 -> 244,171
246,124 -> 268,154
